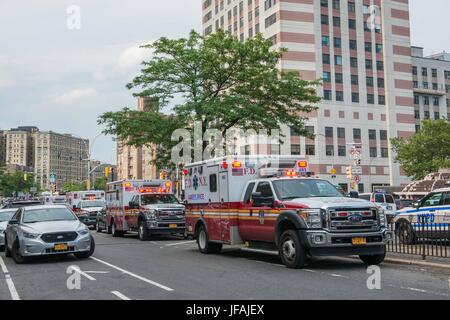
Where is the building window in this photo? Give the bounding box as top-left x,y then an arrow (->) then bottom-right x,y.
370,147 -> 378,158
348,2 -> 355,12
323,71 -> 331,82
321,15 -> 329,25
367,94 -> 375,104
336,91 -> 344,101
366,59 -> 373,70
352,93 -> 360,103
369,129 -> 377,140
326,145 -> 334,156
322,35 -> 330,46
348,19 -> 356,29
338,146 -> 346,157
349,39 -> 357,50
265,13 -> 277,28
380,130 -> 388,141
353,128 -> 361,140
366,76 -> 374,87
351,75 -> 359,85
325,127 -> 334,138
350,57 -> 358,68
364,42 -> 372,52
378,95 -> 385,105
412,66 -> 417,75
305,145 -> 315,156
337,127 -> 346,139
324,90 -> 332,100
323,54 -> 331,64
335,73 -> 343,83
335,55 -> 343,66
291,144 -> 301,155
381,148 -> 389,158
334,37 -> 342,48
333,16 -> 341,27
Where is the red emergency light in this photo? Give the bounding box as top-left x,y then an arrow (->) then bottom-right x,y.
165,182 -> 172,187
222,162 -> 228,169
183,169 -> 188,175
286,170 -> 297,177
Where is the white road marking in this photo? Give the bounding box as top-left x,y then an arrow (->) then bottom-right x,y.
165,240 -> 195,247
84,271 -> 110,274
303,269 -> 317,273
111,291 -> 132,300
401,287 -> 428,293
68,266 -> 96,281
0,256 -> 20,300
328,273 -> 348,279
90,257 -> 174,292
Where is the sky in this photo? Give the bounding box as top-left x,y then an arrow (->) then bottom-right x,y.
0,0 -> 448,164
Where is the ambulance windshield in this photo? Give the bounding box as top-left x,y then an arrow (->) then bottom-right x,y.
273,179 -> 343,200
141,194 -> 179,205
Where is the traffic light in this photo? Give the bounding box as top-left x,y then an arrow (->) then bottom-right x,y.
346,166 -> 353,180
354,159 -> 362,166
23,173 -> 28,181
51,184 -> 57,193
105,166 -> 110,178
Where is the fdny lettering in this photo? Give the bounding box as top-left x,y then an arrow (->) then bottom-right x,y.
229,305 -> 264,317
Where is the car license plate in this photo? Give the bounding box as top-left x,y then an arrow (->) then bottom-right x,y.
54,244 -> 68,251
352,237 -> 367,246
386,206 -> 392,210
169,224 -> 177,228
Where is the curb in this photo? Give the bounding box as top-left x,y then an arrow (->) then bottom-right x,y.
341,255 -> 450,270
383,257 -> 450,270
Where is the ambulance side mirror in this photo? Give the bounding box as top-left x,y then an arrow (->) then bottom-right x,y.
129,201 -> 138,209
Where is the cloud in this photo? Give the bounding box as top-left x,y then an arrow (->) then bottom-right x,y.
51,88 -> 97,104
117,44 -> 153,69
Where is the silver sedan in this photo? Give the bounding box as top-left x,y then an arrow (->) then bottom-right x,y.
0,209 -> 17,249
3,205 -> 95,264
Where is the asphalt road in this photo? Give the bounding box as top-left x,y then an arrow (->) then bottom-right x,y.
1,231 -> 450,300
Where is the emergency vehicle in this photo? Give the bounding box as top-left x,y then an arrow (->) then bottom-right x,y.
393,187 -> 450,244
184,156 -> 393,269
42,194 -> 68,205
103,180 -> 185,240
66,190 -> 106,227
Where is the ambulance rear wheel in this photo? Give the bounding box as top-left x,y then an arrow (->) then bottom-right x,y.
197,225 -> 222,254
111,220 -> 123,237
279,230 -> 307,269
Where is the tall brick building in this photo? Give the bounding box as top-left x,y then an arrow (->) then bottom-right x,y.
202,0 -> 416,192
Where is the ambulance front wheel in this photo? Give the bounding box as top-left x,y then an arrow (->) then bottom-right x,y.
279,230 -> 307,269
138,221 -> 149,241
196,225 -> 222,254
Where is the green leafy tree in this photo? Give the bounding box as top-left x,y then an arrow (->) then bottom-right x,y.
391,119 -> 450,180
99,30 -> 321,169
0,171 -> 36,197
93,177 -> 107,191
62,182 -> 86,193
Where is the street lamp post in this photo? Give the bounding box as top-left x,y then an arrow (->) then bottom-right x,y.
71,133 -> 103,191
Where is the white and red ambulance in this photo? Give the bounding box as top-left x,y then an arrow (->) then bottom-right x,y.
102,180 -> 185,240
66,190 -> 106,227
184,155 -> 393,269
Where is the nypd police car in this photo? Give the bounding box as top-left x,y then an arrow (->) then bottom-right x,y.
393,188 -> 450,244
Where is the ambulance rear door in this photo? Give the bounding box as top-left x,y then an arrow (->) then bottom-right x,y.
219,167 -> 230,243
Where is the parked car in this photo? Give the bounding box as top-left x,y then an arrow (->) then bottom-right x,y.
395,199 -> 414,210
359,192 -> 397,223
3,205 -> 95,264
393,188 -> 450,244
2,200 -> 43,209
0,209 -> 17,250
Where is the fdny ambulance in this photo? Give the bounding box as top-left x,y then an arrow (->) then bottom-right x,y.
66,190 -> 106,227
184,156 -> 393,269
103,180 -> 185,240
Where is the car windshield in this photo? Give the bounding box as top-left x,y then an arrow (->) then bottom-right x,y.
9,202 -> 42,208
0,210 -> 16,222
141,194 -> 179,205
81,201 -> 105,208
23,208 -> 77,223
273,179 -> 343,200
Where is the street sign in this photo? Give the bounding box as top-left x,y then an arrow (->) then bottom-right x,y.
49,173 -> 56,183
353,175 -> 361,183
352,166 -> 362,175
30,187 -> 37,193
330,167 -> 337,175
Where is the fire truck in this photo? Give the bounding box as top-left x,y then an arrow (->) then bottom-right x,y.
184,156 -> 394,269
103,180 -> 185,240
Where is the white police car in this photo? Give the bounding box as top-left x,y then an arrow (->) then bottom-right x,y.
393,188 -> 450,244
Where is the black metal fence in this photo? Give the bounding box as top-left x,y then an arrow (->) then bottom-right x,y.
387,219 -> 450,259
